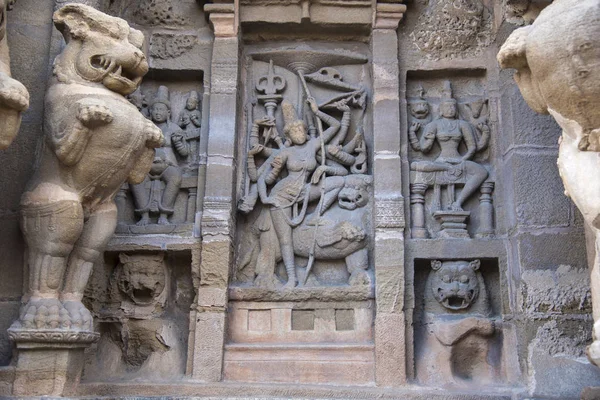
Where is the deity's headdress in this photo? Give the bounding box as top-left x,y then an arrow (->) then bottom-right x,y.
188,91 -> 199,103
282,100 -> 306,136
441,80 -> 457,105
150,85 -> 171,109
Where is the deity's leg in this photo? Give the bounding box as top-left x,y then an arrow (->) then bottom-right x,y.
270,207 -> 297,288
453,161 -> 488,210
130,178 -> 151,226
158,166 -> 182,225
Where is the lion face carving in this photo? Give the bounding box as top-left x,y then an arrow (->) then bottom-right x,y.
430,260 -> 480,311
338,174 -> 372,210
117,253 -> 167,306
53,4 -> 148,95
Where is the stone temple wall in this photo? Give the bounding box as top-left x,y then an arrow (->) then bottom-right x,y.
0,0 -> 597,398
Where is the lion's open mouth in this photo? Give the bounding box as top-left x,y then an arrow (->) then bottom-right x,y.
442,295 -> 470,310
91,55 -> 143,87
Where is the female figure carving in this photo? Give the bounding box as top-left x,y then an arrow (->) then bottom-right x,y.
257,97 -> 349,288
409,81 -> 488,211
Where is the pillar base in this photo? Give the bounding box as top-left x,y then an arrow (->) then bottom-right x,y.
8,327 -> 98,396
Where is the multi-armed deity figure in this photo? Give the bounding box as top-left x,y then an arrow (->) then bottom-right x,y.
11,4 -> 161,337
0,0 -> 29,149
409,81 -> 489,212
238,63 -> 372,289
130,86 -> 188,226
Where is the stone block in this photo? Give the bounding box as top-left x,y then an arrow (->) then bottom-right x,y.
518,231 -> 587,272
200,239 -> 232,288
191,310 -> 226,381
375,312 -> 406,386
13,348 -> 86,396
508,151 -> 571,229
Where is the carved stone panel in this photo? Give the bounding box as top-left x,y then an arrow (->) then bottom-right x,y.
407,75 -> 495,239
413,259 -> 506,387
83,252 -> 194,381
115,81 -> 203,235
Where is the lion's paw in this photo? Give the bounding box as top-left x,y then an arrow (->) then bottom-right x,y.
144,121 -> 164,148
341,225 -> 365,242
0,83 -> 29,112
77,103 -> 114,127
349,270 -> 371,286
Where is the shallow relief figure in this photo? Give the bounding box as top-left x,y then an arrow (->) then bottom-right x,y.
130,86 -> 186,226
9,4 -> 162,338
498,0 -> 600,366
237,63 -> 372,290
409,81 -> 492,239
0,0 -> 29,149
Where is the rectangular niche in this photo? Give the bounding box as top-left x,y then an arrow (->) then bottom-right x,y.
412,258 -> 506,387
82,250 -> 194,382
406,69 -> 495,240
114,75 -> 204,235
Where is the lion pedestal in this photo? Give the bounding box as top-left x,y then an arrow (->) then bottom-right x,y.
7,4 -> 161,396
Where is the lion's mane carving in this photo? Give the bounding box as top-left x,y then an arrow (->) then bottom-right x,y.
425,260 -> 491,316
10,4 -> 162,337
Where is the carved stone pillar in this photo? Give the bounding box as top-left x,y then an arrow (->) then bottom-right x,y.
371,0 -> 407,387
410,183 -> 428,239
192,0 -> 239,382
476,182 -> 495,238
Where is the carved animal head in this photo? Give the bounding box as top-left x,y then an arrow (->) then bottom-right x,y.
430,260 -> 481,311
52,4 -> 148,95
498,0 -> 600,147
338,174 -> 372,210
118,253 -> 166,305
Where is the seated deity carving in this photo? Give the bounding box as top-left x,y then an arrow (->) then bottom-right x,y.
10,4 -> 161,338
0,0 -> 29,149
237,62 -> 372,289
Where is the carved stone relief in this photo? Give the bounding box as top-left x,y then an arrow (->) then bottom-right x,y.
9,3 -> 159,345
0,0 -> 29,149
115,83 -> 202,234
498,0 -> 600,367
408,79 -> 495,239
83,252 -> 193,380
410,0 -> 494,59
235,50 -> 373,290
414,259 -> 504,386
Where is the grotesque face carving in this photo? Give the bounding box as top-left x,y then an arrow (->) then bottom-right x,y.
338,174 -> 372,210
53,4 -> 149,95
430,260 -> 480,311
410,101 -> 430,119
118,253 -> 167,305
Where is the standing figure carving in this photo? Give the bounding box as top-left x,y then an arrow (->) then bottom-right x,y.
238,62 -> 371,289
498,0 -> 600,366
130,86 -> 185,226
178,90 -> 201,167
0,0 -> 29,149
410,81 -> 489,212
10,4 -> 162,337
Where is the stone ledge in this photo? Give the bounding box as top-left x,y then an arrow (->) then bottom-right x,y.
8,328 -> 99,349
228,285 -> 375,302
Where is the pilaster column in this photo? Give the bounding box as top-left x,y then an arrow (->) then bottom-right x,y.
191,0 -> 239,382
371,0 -> 407,387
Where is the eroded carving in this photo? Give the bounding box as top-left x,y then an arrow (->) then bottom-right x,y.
410,0 -> 493,59
498,0 -> 600,366
0,0 -> 29,149
9,4 -> 160,340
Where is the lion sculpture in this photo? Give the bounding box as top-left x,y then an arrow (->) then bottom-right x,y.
497,0 -> 600,366
239,174 -> 372,288
10,4 -> 163,336
0,0 -> 29,149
